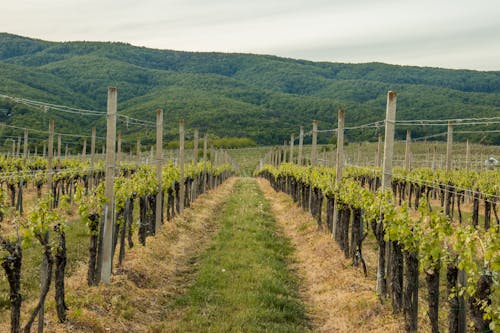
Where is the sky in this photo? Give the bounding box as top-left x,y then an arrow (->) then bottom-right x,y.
2,0 -> 500,71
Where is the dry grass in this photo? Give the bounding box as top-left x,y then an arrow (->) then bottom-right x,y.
257,178 -> 405,333
0,177 -> 237,333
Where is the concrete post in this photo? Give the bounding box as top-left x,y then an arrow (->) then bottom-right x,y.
311,120 -> 318,166
101,87 -> 117,285
193,128 -> 199,164
179,119 -> 185,212
298,126 -> 304,166
23,128 -> 28,158
156,109 -> 163,230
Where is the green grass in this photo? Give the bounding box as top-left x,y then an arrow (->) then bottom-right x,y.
170,179 -> 309,332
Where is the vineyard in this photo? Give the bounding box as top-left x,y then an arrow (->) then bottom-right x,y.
0,88 -> 498,333
256,93 -> 500,332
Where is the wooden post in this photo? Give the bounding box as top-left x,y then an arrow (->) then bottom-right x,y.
101,87 -> 117,285
16,135 -> 21,156
57,134 -> 61,160
193,128 -> 199,164
465,139 -> 470,173
179,119 -> 185,212
40,120 -> 54,331
432,144 -> 437,171
203,133 -> 208,163
82,138 -> 87,159
382,92 -> 397,190
329,141 -> 335,167
446,122 -> 453,174
298,126 -> 304,166
444,120 -> 465,333
203,133 -> 208,192
333,109 -> 345,237
426,147 -> 430,169
12,139 -> 15,156
65,144 -> 68,159
90,127 -> 96,191
311,120 -> 318,166
117,133 -> 122,167
356,143 -> 361,165
376,134 -> 382,167
47,121 -> 54,198
377,91 -> 397,299
23,128 -> 28,158
136,139 -> 141,163
43,143 -> 46,157
404,130 -> 411,171
155,109 -> 163,230
444,122 -> 454,218
335,110 -> 345,183
290,134 -> 294,163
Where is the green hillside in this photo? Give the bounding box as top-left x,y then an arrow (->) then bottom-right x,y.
1,32 -> 499,151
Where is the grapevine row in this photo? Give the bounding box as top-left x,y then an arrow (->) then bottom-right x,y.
0,158 -> 234,332
256,163 -> 499,333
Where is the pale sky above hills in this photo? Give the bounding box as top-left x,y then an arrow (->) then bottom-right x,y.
2,0 -> 500,70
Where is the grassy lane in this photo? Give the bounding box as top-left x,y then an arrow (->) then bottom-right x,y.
166,179 -> 309,333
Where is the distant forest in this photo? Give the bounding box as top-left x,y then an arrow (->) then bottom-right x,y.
1,33 -> 499,151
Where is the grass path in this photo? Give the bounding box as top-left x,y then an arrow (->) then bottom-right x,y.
33,177 -> 309,332
164,178 -> 310,332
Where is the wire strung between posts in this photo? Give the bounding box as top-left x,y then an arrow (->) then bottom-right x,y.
281,115 -> 499,146
412,130 -> 500,141
0,93 -> 104,116
0,166 -> 101,180
0,123 -> 106,140
397,121 -> 500,127
1,92 -> 157,129
346,164 -> 500,203
396,116 -> 500,124
395,173 -> 500,203
298,116 -> 500,138
316,120 -> 384,134
412,132 -> 447,141
117,114 -> 156,128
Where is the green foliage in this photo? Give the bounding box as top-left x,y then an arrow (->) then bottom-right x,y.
256,162 -> 500,327
22,195 -> 61,241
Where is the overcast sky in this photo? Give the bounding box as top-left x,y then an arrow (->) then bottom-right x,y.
2,0 -> 500,70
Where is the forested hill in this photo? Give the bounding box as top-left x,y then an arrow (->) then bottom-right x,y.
1,32 -> 499,148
